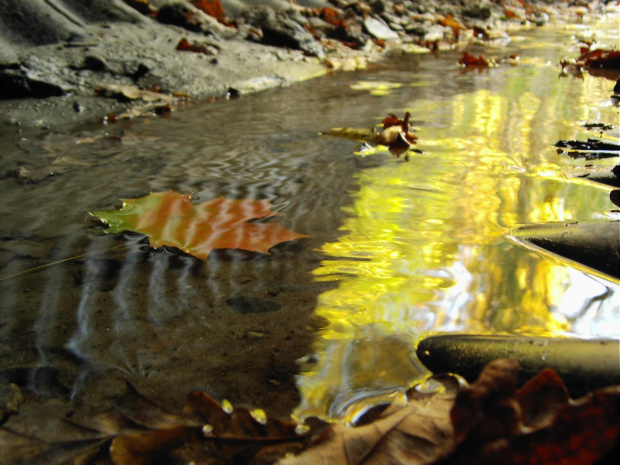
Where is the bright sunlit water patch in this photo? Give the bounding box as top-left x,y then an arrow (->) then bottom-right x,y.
294,15 -> 620,423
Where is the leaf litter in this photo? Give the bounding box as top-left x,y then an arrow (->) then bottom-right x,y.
322,112 -> 420,160
1,359 -> 617,464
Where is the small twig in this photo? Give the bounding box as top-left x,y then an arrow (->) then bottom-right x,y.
0,243 -> 128,283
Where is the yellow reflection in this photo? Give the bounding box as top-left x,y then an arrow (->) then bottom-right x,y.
296,36 -> 619,423
351,81 -> 403,96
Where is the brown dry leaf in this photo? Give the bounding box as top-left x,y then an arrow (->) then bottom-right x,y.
95,84 -> 174,104
176,37 -> 218,55
278,375 -> 460,465
110,389 -> 318,465
458,51 -> 490,67
445,363 -> 620,465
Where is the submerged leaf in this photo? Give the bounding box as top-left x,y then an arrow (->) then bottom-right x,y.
459,51 -> 490,67
279,359 -> 620,465
110,388 -> 317,465
90,191 -> 308,261
279,375 -> 460,465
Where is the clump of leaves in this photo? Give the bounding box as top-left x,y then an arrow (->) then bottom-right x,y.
0,383 -> 318,465
94,84 -> 173,104
458,52 -> 519,69
279,359 -> 620,465
560,44 -> 620,80
90,191 -> 308,261
95,84 -> 176,121
322,112 -> 419,160
1,360 -> 618,464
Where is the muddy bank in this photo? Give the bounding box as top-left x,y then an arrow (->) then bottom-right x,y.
0,0 -> 593,135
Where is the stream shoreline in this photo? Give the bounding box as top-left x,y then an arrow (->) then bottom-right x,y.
0,0 -> 599,136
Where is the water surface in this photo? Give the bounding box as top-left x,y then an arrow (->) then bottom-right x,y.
0,16 -> 618,422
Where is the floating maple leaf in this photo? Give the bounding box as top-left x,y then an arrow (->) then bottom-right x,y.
90,191 -> 308,261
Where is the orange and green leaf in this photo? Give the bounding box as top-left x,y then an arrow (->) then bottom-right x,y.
90,191 -> 307,261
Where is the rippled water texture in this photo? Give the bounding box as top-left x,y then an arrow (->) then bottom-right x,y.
1,15 -> 619,423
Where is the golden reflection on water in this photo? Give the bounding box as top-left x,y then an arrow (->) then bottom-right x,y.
295,35 -> 619,422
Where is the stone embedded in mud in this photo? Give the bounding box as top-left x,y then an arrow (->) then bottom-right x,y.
363,17 -> 400,41
0,67 -> 66,99
261,15 -> 325,58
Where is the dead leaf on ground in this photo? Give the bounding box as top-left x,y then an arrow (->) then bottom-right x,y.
280,375 -> 460,465
439,14 -> 464,40
176,37 -> 218,55
105,102 -> 172,122
90,191 -> 309,261
95,84 -> 174,104
191,0 -> 233,26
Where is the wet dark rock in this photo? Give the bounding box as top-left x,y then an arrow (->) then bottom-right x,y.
404,23 -> 430,37
581,171 -> 620,188
417,335 -> 620,397
555,138 -> 620,160
156,0 -> 230,37
226,296 -> 282,314
369,0 -> 386,15
0,67 -> 66,99
462,4 -> 492,20
512,221 -> 620,279
0,0 -> 87,46
157,1 -> 206,32
261,14 -> 325,58
80,54 -> 109,71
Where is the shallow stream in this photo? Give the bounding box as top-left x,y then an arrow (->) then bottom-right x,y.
1,17 -> 618,423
